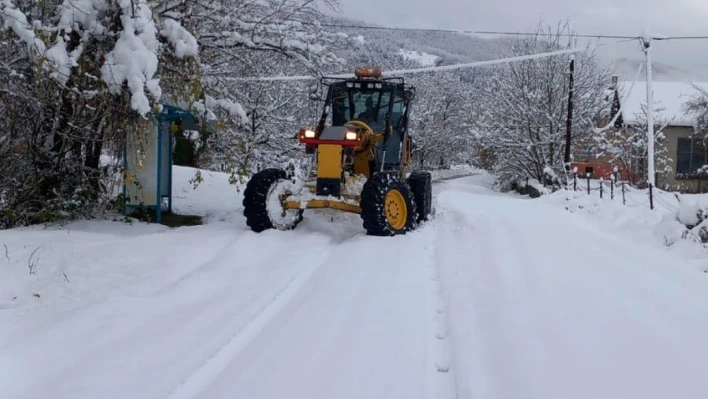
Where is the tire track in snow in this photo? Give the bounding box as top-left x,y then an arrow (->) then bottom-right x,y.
423,223 -> 458,399
434,199 -> 548,398
165,245 -> 333,399
450,208 -> 532,398
484,210 -> 575,389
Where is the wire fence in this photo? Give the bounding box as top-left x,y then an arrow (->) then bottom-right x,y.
565,173 -> 655,210
526,172 -> 660,210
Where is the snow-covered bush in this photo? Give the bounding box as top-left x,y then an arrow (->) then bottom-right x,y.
542,166 -> 562,188
677,200 -> 704,228
668,198 -> 708,244
657,212 -> 697,247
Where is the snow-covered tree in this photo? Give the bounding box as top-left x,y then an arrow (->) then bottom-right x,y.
408,69 -> 480,168
0,0 -> 199,227
595,102 -> 673,185
179,0 -> 353,182
683,83 -> 708,137
0,0 -> 351,227
473,21 -> 611,186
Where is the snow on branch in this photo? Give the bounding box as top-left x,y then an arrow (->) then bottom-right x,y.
57,0 -> 107,35
1,0 -> 46,56
205,95 -> 248,123
44,37 -> 74,84
1,0 -> 75,85
101,0 -> 161,115
160,18 -> 198,58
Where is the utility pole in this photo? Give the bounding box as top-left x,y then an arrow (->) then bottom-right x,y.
643,33 -> 656,187
564,56 -> 575,169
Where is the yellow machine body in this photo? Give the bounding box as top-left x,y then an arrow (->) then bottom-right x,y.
282,121 -> 412,215
316,144 -> 343,179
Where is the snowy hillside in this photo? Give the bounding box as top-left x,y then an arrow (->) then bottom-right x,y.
329,16 -> 510,67
609,57 -> 708,82
398,49 -> 440,67
330,17 -> 708,83
5,165 -> 708,398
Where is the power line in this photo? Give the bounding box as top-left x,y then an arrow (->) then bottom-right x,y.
479,31 -> 708,41
321,22 -> 708,41
321,23 -> 473,34
231,48 -> 581,81
475,30 -> 637,40
653,36 -> 708,40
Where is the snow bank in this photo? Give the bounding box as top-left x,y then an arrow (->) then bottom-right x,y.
0,165 -> 244,309
543,185 -> 708,270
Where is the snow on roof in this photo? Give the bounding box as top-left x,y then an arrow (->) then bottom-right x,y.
617,81 -> 708,127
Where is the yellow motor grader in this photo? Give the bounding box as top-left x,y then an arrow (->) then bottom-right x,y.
242,67 -> 432,236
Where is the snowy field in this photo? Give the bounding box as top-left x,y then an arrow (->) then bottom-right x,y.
4,166 -> 708,399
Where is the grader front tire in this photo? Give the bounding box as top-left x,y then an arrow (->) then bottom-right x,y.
360,173 -> 417,236
242,168 -> 303,233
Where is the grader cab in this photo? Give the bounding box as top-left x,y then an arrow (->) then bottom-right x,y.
242,67 -> 432,236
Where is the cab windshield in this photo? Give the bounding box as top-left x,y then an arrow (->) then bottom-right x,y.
330,82 -> 405,132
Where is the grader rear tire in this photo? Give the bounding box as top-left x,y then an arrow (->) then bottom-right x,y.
360,173 -> 417,236
242,168 -> 303,233
407,171 -> 432,223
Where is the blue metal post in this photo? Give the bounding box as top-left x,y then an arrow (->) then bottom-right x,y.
122,146 -> 127,216
156,122 -> 162,223
168,129 -> 173,213
152,104 -> 198,222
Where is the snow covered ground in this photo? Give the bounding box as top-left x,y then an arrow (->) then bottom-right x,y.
543,178 -> 708,270
398,48 -> 439,67
4,167 -> 708,399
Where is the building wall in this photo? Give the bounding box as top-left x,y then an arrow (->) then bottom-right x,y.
570,128 -> 638,183
657,126 -> 708,193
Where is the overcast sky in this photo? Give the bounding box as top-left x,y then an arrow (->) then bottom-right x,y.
334,0 -> 708,74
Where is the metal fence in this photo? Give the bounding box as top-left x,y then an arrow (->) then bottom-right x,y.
565,172 -> 654,210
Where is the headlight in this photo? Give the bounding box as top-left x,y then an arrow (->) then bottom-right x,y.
345,131 -> 358,141
304,129 -> 316,138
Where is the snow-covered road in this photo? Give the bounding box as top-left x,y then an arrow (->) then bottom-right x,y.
4,174 -> 708,399
437,186 -> 708,399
